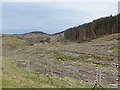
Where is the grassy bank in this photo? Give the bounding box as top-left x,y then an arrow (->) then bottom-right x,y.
2,57 -> 93,88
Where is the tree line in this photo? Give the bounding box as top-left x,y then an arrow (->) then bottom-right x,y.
64,14 -> 120,42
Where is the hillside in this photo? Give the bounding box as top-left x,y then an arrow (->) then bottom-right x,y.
24,31 -> 50,35
2,31 -> 51,48
2,33 -> 119,88
2,14 -> 119,88
64,14 -> 120,42
51,33 -> 64,42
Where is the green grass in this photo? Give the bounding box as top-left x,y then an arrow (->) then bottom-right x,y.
10,36 -> 25,46
52,50 -> 102,62
107,46 -> 120,53
2,56 -> 93,88
70,50 -> 114,61
70,50 -> 102,59
51,50 -> 113,67
2,57 -> 51,88
53,53 -> 81,61
2,36 -> 26,49
51,52 -> 109,67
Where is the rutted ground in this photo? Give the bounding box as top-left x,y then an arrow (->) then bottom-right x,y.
2,33 -> 119,88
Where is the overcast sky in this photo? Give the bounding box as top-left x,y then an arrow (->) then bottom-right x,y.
2,2 -> 118,34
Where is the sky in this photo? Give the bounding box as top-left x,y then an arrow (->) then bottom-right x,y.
2,1 -> 118,34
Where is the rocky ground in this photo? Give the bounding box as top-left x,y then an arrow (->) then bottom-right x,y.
2,33 -> 119,88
